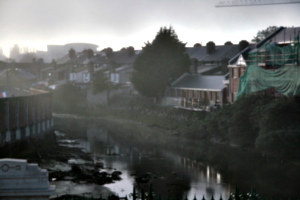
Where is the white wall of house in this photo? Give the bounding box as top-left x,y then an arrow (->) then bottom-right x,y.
70,70 -> 91,83
110,73 -> 120,83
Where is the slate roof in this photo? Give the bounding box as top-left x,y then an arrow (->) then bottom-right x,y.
5,63 -> 52,75
115,64 -> 133,72
186,45 -> 240,62
171,73 -> 225,91
56,55 -> 70,65
110,51 -> 138,64
0,68 -> 35,80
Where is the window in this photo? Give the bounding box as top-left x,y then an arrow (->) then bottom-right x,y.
233,68 -> 238,78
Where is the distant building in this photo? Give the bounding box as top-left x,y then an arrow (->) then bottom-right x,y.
47,43 -> 99,62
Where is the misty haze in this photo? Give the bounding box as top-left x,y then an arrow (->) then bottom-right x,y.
0,1 -> 300,200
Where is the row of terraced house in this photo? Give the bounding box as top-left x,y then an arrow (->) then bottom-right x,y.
1,26 -> 300,111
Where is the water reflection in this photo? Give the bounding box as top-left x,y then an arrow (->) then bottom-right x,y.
53,117 -> 300,199
79,125 -> 231,199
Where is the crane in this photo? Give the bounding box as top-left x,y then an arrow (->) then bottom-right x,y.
216,0 -> 300,7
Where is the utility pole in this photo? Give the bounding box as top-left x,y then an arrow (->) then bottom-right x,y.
216,0 -> 300,7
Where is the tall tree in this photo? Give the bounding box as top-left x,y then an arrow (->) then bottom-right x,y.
131,26 -> 190,99
251,26 -> 278,43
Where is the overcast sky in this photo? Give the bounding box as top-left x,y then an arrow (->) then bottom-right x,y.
0,0 -> 299,56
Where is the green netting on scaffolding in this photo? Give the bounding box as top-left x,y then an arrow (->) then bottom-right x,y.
237,34 -> 300,99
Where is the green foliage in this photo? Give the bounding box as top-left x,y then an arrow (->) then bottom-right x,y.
257,97 -> 300,134
204,95 -> 300,159
228,95 -> 273,147
52,83 -> 85,112
255,130 -> 300,159
131,26 -> 191,98
92,76 -> 109,94
251,26 -> 278,43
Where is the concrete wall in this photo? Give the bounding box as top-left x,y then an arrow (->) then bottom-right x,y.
0,90 -> 53,146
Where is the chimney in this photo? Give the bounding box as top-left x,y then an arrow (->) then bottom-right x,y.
206,41 -> 215,54
239,40 -> 249,52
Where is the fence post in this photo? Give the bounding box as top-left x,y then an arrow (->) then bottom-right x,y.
132,186 -> 136,200
141,189 -> 145,200
251,188 -> 257,200
235,187 -> 240,200
149,184 -> 153,200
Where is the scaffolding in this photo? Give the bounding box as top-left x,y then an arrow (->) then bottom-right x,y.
216,0 -> 300,7
236,31 -> 300,98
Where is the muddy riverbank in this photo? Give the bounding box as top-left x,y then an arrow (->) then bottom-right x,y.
0,130 -> 123,198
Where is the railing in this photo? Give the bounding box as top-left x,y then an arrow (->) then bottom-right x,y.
51,187 -> 293,200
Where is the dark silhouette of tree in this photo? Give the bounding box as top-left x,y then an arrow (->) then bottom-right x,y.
193,43 -> 202,47
102,47 -> 113,58
206,41 -> 215,54
239,40 -> 249,51
224,41 -> 233,45
251,26 -> 278,43
131,26 -> 190,100
69,48 -> 76,59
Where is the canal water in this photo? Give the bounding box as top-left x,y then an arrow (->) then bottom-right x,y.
52,116 -> 300,199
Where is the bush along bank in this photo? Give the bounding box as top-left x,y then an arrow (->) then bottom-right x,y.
52,83 -> 300,161
203,95 -> 300,161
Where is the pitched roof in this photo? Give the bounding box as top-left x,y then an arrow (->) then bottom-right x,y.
56,54 -> 70,65
171,73 -> 225,91
186,45 -> 241,62
0,68 -> 35,80
110,51 -> 138,64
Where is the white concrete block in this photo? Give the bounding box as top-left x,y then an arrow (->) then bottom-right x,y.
0,158 -> 55,199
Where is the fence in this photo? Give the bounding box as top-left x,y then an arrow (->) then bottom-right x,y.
0,88 -> 53,146
51,187 -> 288,200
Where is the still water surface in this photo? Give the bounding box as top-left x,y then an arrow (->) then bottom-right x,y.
53,117 -> 300,199
53,122 -> 231,199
